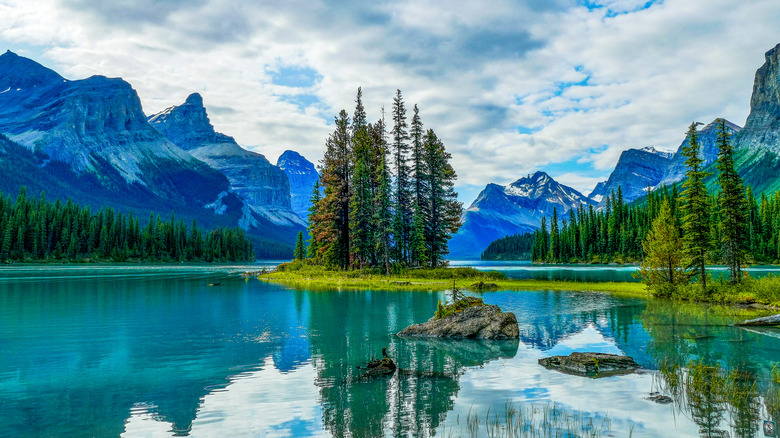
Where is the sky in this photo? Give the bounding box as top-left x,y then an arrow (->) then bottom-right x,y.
1,0 -> 779,206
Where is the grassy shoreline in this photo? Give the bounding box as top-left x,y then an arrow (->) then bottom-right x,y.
260,263 -> 649,296
261,262 -> 780,308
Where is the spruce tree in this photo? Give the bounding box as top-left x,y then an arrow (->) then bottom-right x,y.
294,231 -> 305,261
680,122 -> 711,291
391,89 -> 412,263
318,110 -> 352,269
715,118 -> 749,283
307,181 -> 322,260
422,129 -> 462,266
349,126 -> 374,267
372,119 -> 393,274
548,207 -> 560,262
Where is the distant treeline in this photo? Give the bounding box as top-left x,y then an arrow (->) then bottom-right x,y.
489,119 -> 780,268
481,233 -> 534,260
0,187 -> 255,263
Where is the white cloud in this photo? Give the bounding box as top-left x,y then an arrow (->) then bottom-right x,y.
0,0 -> 778,204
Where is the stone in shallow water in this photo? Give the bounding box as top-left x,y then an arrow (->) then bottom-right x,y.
397,304 -> 519,340
538,352 -> 640,377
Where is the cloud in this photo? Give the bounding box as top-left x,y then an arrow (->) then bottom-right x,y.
0,0 -> 778,205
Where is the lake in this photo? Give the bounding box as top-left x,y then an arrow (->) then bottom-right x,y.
451,260 -> 780,283
1,264 -> 779,437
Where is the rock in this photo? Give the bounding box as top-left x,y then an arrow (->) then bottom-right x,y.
735,314 -> 780,327
645,393 -> 673,404
361,347 -> 396,378
397,304 -> 519,339
470,281 -> 498,291
538,352 -> 640,377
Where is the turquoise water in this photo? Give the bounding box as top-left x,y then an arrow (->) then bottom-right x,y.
1,265 -> 779,437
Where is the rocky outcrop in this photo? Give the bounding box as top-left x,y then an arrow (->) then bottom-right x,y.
277,150 -> 319,221
736,43 -> 780,154
735,314 -> 780,327
360,348 -> 397,378
398,304 -> 519,339
538,352 -> 640,377
149,94 -> 305,229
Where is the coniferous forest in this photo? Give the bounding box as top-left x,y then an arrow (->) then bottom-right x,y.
0,187 -> 255,263
487,119 -> 780,267
306,88 -> 463,272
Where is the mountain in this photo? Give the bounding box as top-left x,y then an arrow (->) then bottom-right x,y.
588,181 -> 607,203
448,172 -> 595,258
0,51 -> 297,257
592,147 -> 673,205
277,150 -> 319,221
0,50 -> 235,211
148,94 -> 305,232
734,43 -> 780,195
658,119 -> 741,188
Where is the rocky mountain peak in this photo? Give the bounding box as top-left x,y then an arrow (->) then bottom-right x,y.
0,50 -> 64,91
736,43 -> 780,154
277,150 -> 319,221
148,93 -> 222,150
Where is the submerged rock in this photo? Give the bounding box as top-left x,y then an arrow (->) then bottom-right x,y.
470,281 -> 499,291
645,393 -> 673,404
538,352 -> 640,377
397,304 -> 519,340
361,348 -> 397,378
735,314 -> 780,327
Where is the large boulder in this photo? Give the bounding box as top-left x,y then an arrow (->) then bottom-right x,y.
538,352 -> 640,377
397,304 -> 519,340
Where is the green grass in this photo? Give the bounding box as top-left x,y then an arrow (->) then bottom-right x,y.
650,274 -> 780,307
259,261 -> 649,295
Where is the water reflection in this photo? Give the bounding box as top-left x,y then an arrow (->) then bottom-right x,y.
2,267 -> 780,437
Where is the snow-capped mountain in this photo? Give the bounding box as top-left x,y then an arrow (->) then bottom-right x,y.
590,146 -> 673,205
148,94 -> 305,230
277,150 -> 319,222
448,172 -> 595,258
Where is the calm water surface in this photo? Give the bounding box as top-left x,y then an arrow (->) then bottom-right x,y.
1,264 -> 779,437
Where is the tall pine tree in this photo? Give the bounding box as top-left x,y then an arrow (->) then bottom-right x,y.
391,89 -> 412,264
715,118 -> 749,283
680,122 -> 711,291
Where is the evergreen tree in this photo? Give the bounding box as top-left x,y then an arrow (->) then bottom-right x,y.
715,118 -> 749,283
372,118 -> 393,274
637,199 -> 686,296
318,110 -> 352,269
422,129 -> 462,266
294,231 -> 306,261
349,126 -> 374,267
548,207 -> 560,262
680,122 -> 711,291
307,181 -> 322,260
391,89 -> 412,263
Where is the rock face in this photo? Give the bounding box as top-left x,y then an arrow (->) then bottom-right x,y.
0,51 -> 228,204
736,43 -> 780,154
277,150 -> 319,222
735,314 -> 780,327
594,147 -> 674,205
0,50 -> 248,227
398,305 -> 520,339
149,94 -> 305,230
733,43 -> 780,195
538,352 -> 640,377
448,171 -> 594,258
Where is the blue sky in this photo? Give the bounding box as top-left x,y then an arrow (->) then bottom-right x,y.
1,0 -> 778,206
